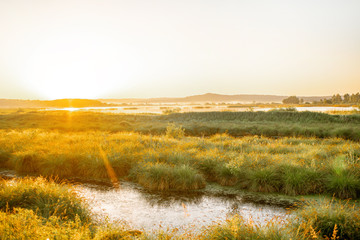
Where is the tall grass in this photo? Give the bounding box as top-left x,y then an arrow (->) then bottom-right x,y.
326,157 -> 360,199
1,110 -> 360,140
130,163 -> 205,191
0,177 -> 90,222
0,177 -> 140,240
0,208 -> 93,240
1,130 -> 360,197
199,214 -> 287,240
293,199 -> 360,239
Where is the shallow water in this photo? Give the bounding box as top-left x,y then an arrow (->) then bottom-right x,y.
0,170 -> 289,231
75,181 -> 288,231
42,105 -> 358,114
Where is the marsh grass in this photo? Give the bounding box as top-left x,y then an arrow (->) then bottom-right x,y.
2,110 -> 360,238
0,177 -> 90,222
1,111 -> 360,140
0,208 -> 93,240
1,130 -> 360,197
293,199 -> 360,239
281,165 -> 324,195
131,163 -> 205,191
248,168 -> 282,193
325,156 -> 360,199
199,214 -> 288,240
0,178 -> 142,240
0,149 -> 11,168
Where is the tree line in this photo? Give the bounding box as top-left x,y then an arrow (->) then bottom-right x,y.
283,93 -> 360,104
319,93 -> 360,104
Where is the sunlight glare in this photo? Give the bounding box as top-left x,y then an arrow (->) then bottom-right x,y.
17,33 -> 137,99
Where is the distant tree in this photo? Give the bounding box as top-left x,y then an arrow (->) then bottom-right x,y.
282,96 -> 300,104
331,94 -> 342,104
343,93 -> 350,103
325,99 -> 332,104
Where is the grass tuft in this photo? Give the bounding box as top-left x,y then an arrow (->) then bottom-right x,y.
131,163 -> 205,191
293,199 -> 360,239
0,177 -> 91,222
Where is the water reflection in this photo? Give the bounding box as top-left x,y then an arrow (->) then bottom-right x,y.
42,105 -> 358,114
76,181 -> 288,231
0,171 -> 290,231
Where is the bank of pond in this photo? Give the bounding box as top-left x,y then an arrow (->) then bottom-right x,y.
0,175 -> 359,239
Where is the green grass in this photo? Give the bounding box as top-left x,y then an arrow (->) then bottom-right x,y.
130,163 -> 205,191
293,199 -> 360,239
0,177 -> 91,222
0,208 -> 93,240
0,177 -> 140,240
199,214 -> 287,240
1,110 -> 360,140
1,129 -> 360,197
2,110 -> 360,238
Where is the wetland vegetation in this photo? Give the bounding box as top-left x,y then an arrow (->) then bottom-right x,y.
1,110 -> 360,140
1,109 -> 360,239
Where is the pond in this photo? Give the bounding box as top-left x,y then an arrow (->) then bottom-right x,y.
1,170 -> 289,232
75,181 -> 289,231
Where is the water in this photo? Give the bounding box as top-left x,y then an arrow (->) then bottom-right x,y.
42,105 -> 358,114
75,181 -> 288,231
0,170 -> 289,231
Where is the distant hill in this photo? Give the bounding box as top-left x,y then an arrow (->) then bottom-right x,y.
0,94 -> 331,108
0,99 -> 114,108
101,93 -> 330,104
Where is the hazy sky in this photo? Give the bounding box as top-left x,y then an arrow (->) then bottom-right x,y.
0,0 -> 359,99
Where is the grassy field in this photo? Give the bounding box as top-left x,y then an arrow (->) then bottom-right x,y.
0,128 -> 360,198
0,110 -> 360,140
1,110 -> 360,239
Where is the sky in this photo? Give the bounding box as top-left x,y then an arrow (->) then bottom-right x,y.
0,0 -> 359,100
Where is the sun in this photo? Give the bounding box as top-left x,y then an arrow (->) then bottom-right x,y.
16,33 -> 136,99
